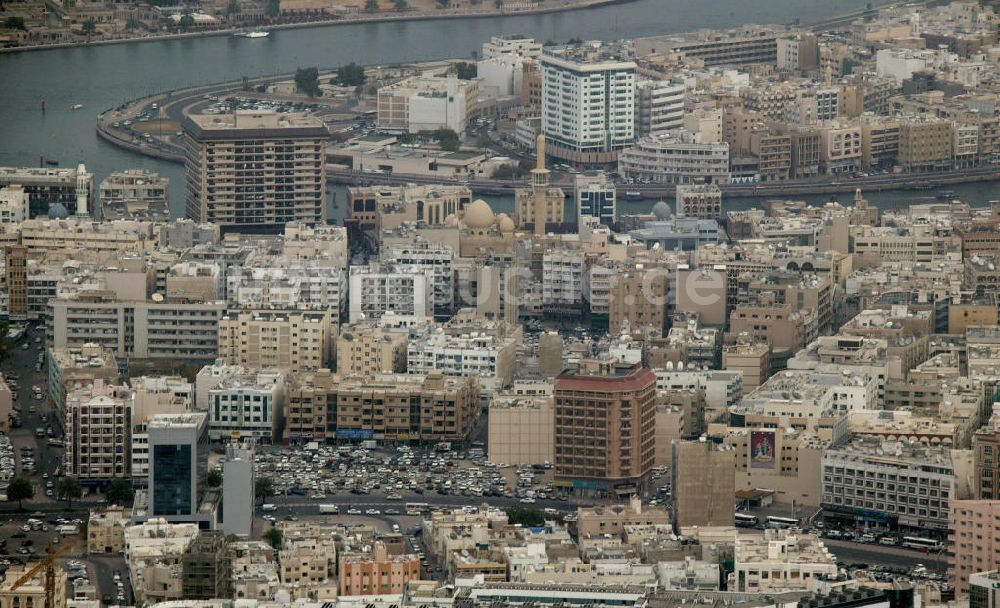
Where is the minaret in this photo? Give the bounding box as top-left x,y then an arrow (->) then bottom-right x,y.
530,133 -> 550,235
75,161 -> 90,218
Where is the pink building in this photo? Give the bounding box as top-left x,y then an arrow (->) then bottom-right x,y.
951,500 -> 1000,595
338,542 -> 420,596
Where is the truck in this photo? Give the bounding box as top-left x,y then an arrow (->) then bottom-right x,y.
261,504 -> 277,512
57,524 -> 79,536
360,440 -> 377,450
318,504 -> 340,515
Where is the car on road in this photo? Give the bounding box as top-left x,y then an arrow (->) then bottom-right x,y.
346,508 -> 362,515
365,509 -> 381,515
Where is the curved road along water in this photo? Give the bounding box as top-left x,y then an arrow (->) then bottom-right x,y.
0,0 -> 901,216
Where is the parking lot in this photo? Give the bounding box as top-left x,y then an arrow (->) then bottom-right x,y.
254,443 -> 567,505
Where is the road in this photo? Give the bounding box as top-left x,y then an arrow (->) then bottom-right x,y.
823,539 -> 948,573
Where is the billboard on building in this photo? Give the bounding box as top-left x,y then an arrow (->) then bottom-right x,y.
750,430 -> 776,469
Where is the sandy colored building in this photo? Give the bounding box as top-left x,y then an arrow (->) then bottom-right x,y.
672,438 -> 736,529
0,563 -> 67,608
284,369 -> 480,443
576,495 -> 670,537
88,505 -> 131,554
339,541 -> 420,596
725,427 -> 826,508
488,395 -> 554,466
336,326 -> 407,377
732,530 -> 837,592
722,341 -> 769,395
218,309 -> 334,374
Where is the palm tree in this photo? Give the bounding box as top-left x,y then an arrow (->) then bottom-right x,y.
81,18 -> 96,41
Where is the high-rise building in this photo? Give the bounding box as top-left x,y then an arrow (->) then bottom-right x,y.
65,381 -> 133,483
635,80 -> 685,137
553,362 -> 657,496
182,531 -> 232,600
4,245 -> 26,320
541,46 -> 636,164
671,438 -> 736,529
574,172 -> 616,226
148,413 -> 208,519
183,111 -> 327,233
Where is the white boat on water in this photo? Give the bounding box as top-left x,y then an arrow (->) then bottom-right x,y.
234,30 -> 270,38
70,104 -> 83,110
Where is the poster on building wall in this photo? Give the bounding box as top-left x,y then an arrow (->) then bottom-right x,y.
750,430 -> 776,469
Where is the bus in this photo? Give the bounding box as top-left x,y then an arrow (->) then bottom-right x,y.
735,513 -> 759,528
319,504 -> 340,515
406,502 -> 429,516
902,536 -> 943,552
766,516 -> 800,529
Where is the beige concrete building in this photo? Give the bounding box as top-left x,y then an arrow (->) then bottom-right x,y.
124,519 -> 200,604
722,341 -> 770,395
576,495 -> 670,537
277,524 -> 338,599
183,111 -> 328,233
64,381 -> 133,483
672,439 -> 736,529
725,427 -> 826,508
514,135 -> 564,234
609,267 -> 670,334
20,217 -> 155,257
897,117 -> 953,172
732,530 -> 837,592
0,563 -> 67,608
218,309 -> 334,374
47,343 -> 119,420
554,363 -> 657,496
284,369 -> 480,443
488,395 -> 554,465
87,505 -> 130,554
675,183 -> 722,219
951,500 -> 1000,595
336,325 -> 407,377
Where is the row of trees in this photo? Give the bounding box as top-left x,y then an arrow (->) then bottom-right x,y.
6,476 -> 95,510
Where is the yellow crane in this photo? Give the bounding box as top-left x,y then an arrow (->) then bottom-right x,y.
7,540 -> 75,608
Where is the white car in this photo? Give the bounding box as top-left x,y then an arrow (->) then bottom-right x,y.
365,509 -> 381,515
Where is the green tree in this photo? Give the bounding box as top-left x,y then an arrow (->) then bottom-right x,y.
392,0 -> 408,9
255,84 -> 267,93
81,17 -> 97,37
364,0 -> 378,12
207,469 -> 223,488
3,16 -> 27,30
427,127 -> 460,151
331,62 -> 366,87
226,0 -> 240,15
57,477 -> 83,510
178,13 -> 195,28
255,476 -> 274,504
125,16 -> 140,31
266,0 -> 280,18
241,75 -> 251,91
505,507 -> 545,526
263,526 -> 283,549
294,66 -> 322,97
454,61 -> 477,80
7,477 -> 33,510
106,479 -> 133,505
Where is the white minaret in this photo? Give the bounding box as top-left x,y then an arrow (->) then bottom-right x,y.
75,161 -> 90,217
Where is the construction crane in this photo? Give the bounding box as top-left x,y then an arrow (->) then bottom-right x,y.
7,540 -> 75,608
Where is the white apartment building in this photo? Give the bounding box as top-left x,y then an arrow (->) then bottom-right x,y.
65,381 -> 133,483
574,172 -> 616,226
377,75 -> 476,135
48,295 -> 225,361
821,436 -> 957,534
542,250 -> 585,312
584,261 -> 617,319
195,359 -> 248,410
348,265 -> 433,323
0,185 -> 30,224
131,376 -> 192,423
541,46 -> 636,157
635,80 -> 685,137
226,262 -> 347,314
482,35 -> 542,60
207,370 -> 286,442
732,530 -> 838,592
383,241 -> 454,315
618,132 -> 731,184
407,330 -> 517,392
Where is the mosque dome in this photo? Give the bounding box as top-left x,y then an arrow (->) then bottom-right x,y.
48,202 -> 70,220
464,199 -> 496,229
497,213 -> 515,233
444,213 -> 459,227
652,200 -> 672,220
